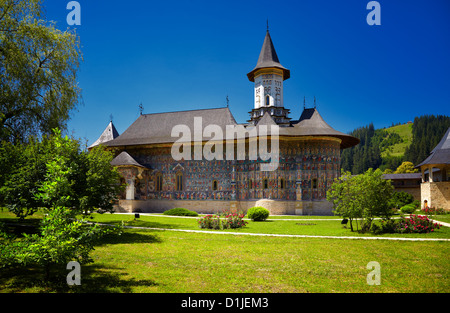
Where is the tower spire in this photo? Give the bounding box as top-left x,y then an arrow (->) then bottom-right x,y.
247,24 -> 291,126
247,28 -> 290,82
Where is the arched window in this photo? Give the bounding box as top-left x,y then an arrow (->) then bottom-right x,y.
265,95 -> 270,106
263,178 -> 268,189
155,172 -> 163,191
249,179 -> 253,189
212,180 -> 218,191
176,172 -> 183,191
280,178 -> 285,189
312,178 -> 318,189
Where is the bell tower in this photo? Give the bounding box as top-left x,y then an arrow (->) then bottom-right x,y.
247,28 -> 291,125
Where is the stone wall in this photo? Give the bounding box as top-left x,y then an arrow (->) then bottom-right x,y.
115,198 -> 335,216
421,181 -> 450,211
394,186 -> 421,201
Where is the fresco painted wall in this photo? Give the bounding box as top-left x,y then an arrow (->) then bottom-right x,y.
119,138 -> 341,202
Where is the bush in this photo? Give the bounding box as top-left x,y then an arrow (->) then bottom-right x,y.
400,204 -> 416,214
371,219 -> 398,235
371,215 -> 441,234
163,208 -> 198,217
389,191 -> 414,209
197,213 -> 247,230
422,207 -> 448,215
198,215 -> 222,229
395,215 -> 441,234
247,207 -> 269,221
411,200 -> 420,208
223,212 -> 248,229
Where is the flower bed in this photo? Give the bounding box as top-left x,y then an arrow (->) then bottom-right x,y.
395,214 -> 441,234
421,207 -> 447,216
198,212 -> 247,230
372,214 -> 442,234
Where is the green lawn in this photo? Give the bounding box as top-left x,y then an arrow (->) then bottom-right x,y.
1,211 -> 449,293
89,212 -> 450,239
381,123 -> 413,158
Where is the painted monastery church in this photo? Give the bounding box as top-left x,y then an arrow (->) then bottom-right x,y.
90,29 -> 360,215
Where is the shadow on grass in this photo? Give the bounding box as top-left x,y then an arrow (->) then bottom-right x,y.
96,229 -> 163,246
0,229 -> 162,293
0,263 -> 158,293
96,219 -> 190,230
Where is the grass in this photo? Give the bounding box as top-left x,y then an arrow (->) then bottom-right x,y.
381,123 -> 413,158
0,210 -> 449,293
88,212 -> 450,239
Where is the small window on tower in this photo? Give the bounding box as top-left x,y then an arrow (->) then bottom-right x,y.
263,178 -> 268,189
265,95 -> 270,106
312,178 -> 318,189
212,180 -> 218,191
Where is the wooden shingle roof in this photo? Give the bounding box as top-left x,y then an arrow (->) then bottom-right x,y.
89,121 -> 119,149
102,107 -> 359,150
417,127 -> 450,167
110,151 -> 147,168
247,30 -> 290,82
103,107 -> 238,147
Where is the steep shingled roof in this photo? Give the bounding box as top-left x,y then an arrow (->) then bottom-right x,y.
256,111 -> 277,126
283,108 -> 360,149
416,127 -> 450,167
103,107 -> 238,147
89,121 -> 119,149
101,106 -> 359,150
247,30 -> 290,82
110,151 -> 147,168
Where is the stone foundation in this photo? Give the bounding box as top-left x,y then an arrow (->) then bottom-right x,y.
114,198 -> 334,216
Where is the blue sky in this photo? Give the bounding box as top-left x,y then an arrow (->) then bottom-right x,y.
42,0 -> 450,146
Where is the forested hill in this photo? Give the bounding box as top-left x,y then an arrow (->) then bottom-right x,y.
341,115 -> 450,174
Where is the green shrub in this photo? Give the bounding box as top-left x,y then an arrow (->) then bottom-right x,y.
247,207 -> 269,221
395,215 -> 441,233
223,212 -> 248,229
197,213 -> 248,230
197,215 -> 221,229
400,204 -> 416,214
411,200 -> 421,209
389,191 -> 414,209
163,208 -> 198,217
422,207 -> 448,215
371,219 -> 398,234
371,215 -> 441,234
